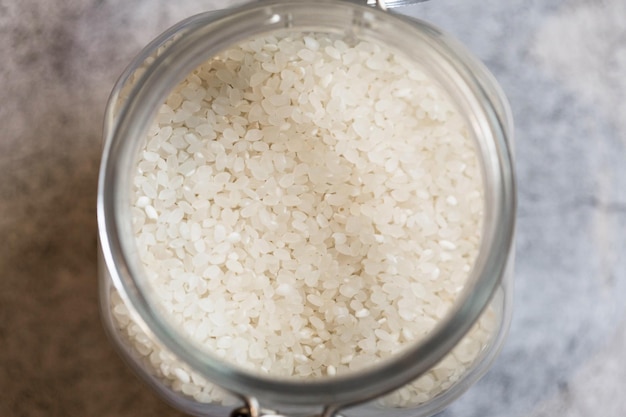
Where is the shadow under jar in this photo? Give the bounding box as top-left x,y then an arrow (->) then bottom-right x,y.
97,1 -> 516,417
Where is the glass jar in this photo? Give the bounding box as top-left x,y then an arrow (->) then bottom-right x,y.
97,1 -> 516,416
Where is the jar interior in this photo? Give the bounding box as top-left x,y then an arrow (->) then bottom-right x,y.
99,0 -> 515,411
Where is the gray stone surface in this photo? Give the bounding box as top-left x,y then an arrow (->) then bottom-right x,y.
1,0 -> 625,416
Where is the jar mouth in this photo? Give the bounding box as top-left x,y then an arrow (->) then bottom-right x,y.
97,0 -> 516,408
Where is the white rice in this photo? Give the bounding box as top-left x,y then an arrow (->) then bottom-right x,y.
110,30 -> 495,408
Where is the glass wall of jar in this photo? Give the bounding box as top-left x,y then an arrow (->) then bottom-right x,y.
97,1 -> 516,416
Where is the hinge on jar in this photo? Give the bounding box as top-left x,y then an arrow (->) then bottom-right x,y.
371,0 -> 388,10
230,397 -> 341,417
230,408 -> 287,417
230,397 -> 288,417
365,0 -> 430,9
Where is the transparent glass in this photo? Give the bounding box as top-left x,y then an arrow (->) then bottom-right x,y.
97,1 -> 516,416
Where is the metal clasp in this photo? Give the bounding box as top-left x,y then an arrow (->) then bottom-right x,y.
230,397 -> 341,417
366,0 -> 430,9
365,0 -> 388,10
375,0 -> 388,10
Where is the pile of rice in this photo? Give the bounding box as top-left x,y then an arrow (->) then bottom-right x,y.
110,30 -> 496,407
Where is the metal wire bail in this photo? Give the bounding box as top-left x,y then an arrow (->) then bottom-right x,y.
230,397 -> 291,417
230,397 -> 341,417
365,0 -> 388,10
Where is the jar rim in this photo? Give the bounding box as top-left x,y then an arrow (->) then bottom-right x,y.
97,0 -> 516,409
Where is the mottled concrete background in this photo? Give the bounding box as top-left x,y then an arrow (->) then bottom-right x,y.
1,0 -> 625,416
